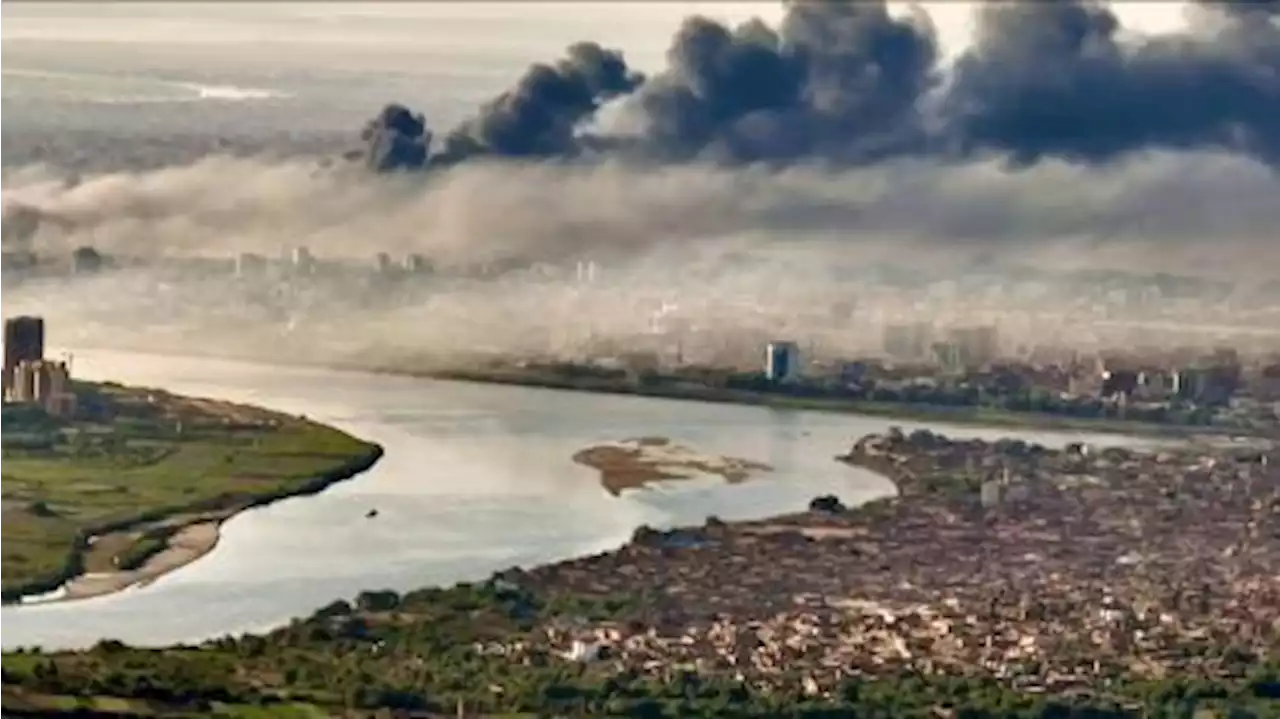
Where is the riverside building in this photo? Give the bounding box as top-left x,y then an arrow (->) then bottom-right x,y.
2,315 -> 77,417
3,315 -> 44,394
765,341 -> 802,383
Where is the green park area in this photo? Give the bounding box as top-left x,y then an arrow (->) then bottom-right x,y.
0,380 -> 381,603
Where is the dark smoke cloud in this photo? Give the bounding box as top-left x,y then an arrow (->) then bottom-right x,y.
361,104 -> 430,172
362,0 -> 1280,171
632,2 -> 939,163
940,0 -> 1280,164
363,42 -> 642,172
437,42 -> 643,164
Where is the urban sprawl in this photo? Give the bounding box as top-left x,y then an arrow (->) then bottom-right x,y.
2,238 -> 1280,712
4,240 -> 1280,435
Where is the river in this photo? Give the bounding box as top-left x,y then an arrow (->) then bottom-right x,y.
0,349 -> 1151,651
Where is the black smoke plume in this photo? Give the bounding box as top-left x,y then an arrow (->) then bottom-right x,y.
437,42 -> 643,164
364,43 -> 642,172
362,0 -> 1280,172
940,0 -> 1280,165
361,104 -> 431,172
632,1 -> 940,163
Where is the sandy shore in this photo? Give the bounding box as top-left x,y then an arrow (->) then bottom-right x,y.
573,436 -> 773,496
11,443 -> 385,606
59,521 -> 222,601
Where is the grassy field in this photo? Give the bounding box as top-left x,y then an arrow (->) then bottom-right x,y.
1,381 -> 381,602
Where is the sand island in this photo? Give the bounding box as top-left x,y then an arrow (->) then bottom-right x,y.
573,436 -> 773,496
1,380 -> 382,604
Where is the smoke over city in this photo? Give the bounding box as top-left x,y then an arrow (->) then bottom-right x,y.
5,149 -> 1279,375
3,0 -> 1279,374
361,0 -> 1280,169
6,150 -> 1279,271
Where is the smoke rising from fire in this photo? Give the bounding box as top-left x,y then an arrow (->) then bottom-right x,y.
5,149 -> 1279,374
361,0 -> 1280,170
4,1 -> 1280,373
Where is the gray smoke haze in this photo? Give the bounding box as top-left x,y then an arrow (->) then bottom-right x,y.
4,1 -> 1279,373
4,149 -> 1278,273
5,148 -> 1279,373
361,0 -> 1280,170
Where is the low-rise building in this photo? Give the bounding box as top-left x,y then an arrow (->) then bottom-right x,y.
1175,365 -> 1238,407
1246,363 -> 1280,402
234,252 -> 267,278
7,358 -> 76,418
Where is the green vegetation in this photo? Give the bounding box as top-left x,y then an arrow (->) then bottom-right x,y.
4,581 -> 1278,717
432,363 -> 1236,439
1,381 -> 381,602
3,373 -> 1272,717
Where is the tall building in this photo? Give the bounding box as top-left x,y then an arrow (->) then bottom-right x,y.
944,325 -> 1000,369
765,341 -> 801,383
290,246 -> 314,274
34,359 -> 69,399
404,254 -> 431,274
3,315 -> 45,393
933,341 -> 965,373
575,260 -> 599,284
883,322 -> 933,361
1175,365 -> 1239,407
9,360 -> 39,403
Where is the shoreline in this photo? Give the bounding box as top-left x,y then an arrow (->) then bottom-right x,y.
424,366 -> 1248,440
7,429 -> 1273,715
2,430 -> 384,607
54,521 -> 221,603
56,343 -> 1259,441
571,436 -> 774,496
474,429 -> 1279,704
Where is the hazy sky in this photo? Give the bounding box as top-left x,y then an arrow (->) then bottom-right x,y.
1,1 -> 1195,71
3,1 -> 1276,366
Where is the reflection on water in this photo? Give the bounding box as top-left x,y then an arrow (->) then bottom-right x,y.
1,350 -> 1151,650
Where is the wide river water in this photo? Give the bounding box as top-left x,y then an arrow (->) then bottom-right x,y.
1,349 -> 1149,651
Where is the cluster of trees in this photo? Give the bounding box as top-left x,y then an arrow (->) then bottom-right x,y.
4,581 -> 1278,717
713,371 -> 1216,426
503,360 -> 1224,429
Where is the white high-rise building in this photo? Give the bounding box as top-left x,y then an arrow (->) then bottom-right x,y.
575,260 -> 599,284
765,341 -> 801,383
290,246 -> 314,274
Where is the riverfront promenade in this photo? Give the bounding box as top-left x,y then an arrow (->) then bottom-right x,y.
491,430 -> 1280,699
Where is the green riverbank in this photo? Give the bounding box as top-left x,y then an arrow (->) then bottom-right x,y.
425,366 -> 1235,440
1,380 -> 382,604
53,345 -> 1261,441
